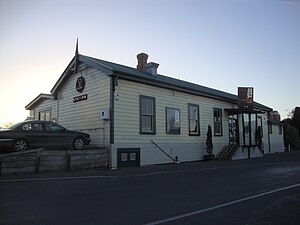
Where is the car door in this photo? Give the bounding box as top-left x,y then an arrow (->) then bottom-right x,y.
44,123 -> 75,148
21,122 -> 47,148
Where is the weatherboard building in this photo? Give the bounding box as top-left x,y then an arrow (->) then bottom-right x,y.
25,49 -> 284,168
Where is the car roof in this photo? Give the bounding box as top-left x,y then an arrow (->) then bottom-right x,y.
23,120 -> 56,124
11,120 -> 56,128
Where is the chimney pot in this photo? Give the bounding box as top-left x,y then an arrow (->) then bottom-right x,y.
145,62 -> 159,76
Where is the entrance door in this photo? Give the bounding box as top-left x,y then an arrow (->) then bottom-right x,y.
229,115 -> 239,145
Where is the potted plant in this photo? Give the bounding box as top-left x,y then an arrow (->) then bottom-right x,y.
204,125 -> 215,160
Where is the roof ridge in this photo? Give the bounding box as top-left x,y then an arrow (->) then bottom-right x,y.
81,54 -> 271,111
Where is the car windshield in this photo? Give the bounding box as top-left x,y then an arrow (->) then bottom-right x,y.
8,122 -> 24,129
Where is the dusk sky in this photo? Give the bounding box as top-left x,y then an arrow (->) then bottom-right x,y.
0,0 -> 299,127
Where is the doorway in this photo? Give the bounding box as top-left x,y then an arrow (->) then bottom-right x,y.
229,114 -> 239,146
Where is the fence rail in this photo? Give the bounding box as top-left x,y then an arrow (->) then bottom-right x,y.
0,148 -> 108,176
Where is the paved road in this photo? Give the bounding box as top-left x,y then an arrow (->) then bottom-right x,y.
1,152 -> 300,225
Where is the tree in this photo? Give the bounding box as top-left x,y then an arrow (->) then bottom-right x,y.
292,107 -> 300,135
283,106 -> 300,150
206,125 -> 213,155
284,124 -> 300,150
3,122 -> 13,128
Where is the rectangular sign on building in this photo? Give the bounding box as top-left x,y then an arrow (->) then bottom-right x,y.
238,87 -> 254,110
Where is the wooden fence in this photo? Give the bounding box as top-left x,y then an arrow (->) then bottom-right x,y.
0,148 -> 109,175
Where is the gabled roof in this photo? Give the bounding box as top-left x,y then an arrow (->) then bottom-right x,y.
51,54 -> 113,98
25,93 -> 53,110
50,54 -> 272,111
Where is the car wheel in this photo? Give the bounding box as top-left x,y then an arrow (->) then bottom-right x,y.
13,139 -> 29,152
73,137 -> 85,150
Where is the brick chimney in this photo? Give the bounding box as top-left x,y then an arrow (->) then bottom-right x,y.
137,53 -> 159,76
137,53 -> 148,72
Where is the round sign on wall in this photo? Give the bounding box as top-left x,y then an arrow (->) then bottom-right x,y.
76,77 -> 85,93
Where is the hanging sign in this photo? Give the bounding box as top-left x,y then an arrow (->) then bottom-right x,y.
238,87 -> 254,110
76,77 -> 85,93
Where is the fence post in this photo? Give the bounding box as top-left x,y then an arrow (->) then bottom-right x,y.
66,150 -> 71,171
35,149 -> 41,174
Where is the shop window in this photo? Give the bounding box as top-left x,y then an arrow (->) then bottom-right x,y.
213,108 -> 223,136
188,104 -> 200,136
242,113 -> 257,146
140,95 -> 156,134
166,107 -> 180,134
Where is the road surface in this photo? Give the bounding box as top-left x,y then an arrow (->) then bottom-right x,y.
1,152 -> 300,225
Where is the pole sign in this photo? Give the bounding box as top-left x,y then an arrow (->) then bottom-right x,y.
238,87 -> 254,110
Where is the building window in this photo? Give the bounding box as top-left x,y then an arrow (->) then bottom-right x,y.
140,95 -> 156,134
213,108 -> 223,136
39,110 -> 50,121
29,110 -> 34,118
166,107 -> 180,134
188,104 -> 200,136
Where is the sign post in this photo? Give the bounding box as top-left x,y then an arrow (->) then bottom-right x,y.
238,87 -> 254,158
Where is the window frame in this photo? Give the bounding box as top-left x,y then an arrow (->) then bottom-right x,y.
139,95 -> 156,134
188,103 -> 200,136
39,109 -> 51,121
166,107 -> 181,135
213,108 -> 223,136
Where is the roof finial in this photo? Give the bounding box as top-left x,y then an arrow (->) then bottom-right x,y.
74,38 -> 79,74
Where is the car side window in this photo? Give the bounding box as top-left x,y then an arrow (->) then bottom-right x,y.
22,123 -> 42,131
32,123 -> 43,131
22,123 -> 32,131
45,123 -> 65,132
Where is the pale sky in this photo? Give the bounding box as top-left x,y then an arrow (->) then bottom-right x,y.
0,0 -> 299,127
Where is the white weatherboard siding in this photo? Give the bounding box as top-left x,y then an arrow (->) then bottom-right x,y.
113,79 -> 233,166
269,125 -> 284,153
56,66 -> 111,147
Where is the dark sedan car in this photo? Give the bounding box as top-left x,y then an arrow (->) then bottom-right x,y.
0,121 -> 91,152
